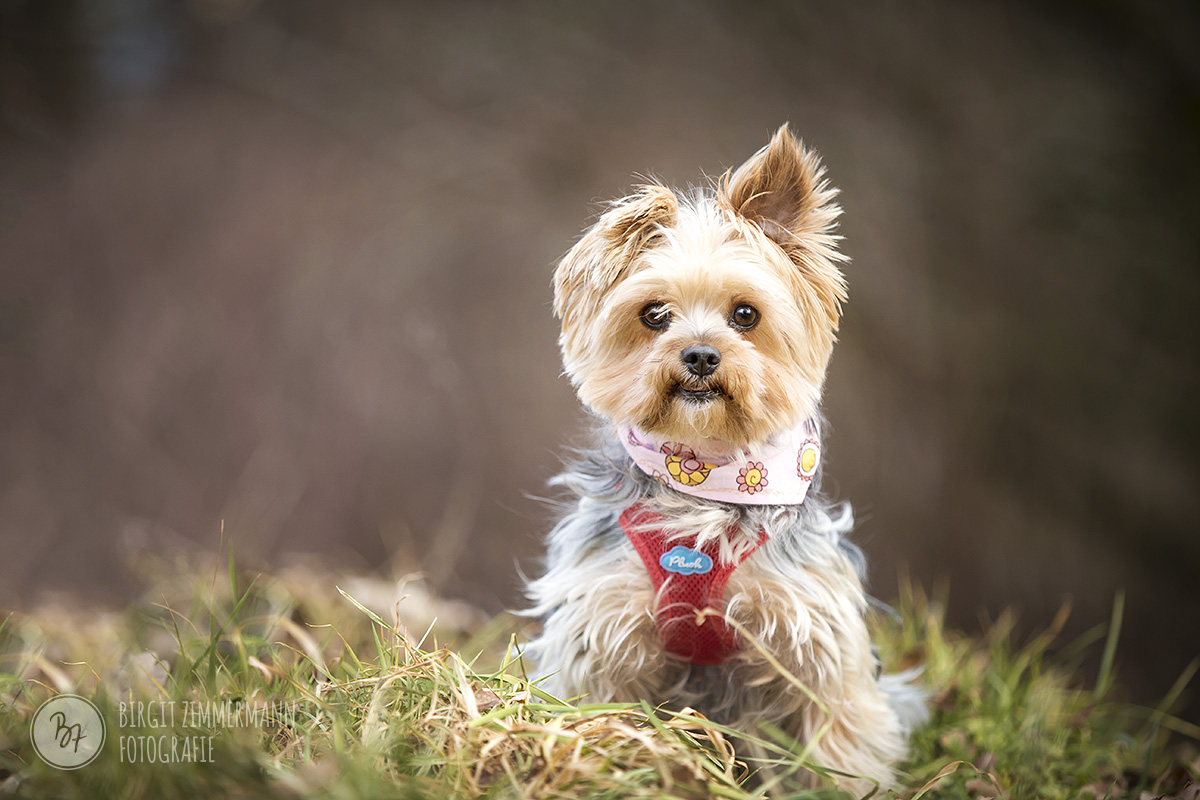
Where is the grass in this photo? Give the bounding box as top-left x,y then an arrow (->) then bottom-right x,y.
0,550 -> 1196,799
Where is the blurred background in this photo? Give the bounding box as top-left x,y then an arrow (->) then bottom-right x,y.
1,1 -> 1197,719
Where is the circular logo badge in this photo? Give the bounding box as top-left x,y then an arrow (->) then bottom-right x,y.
30,694 -> 106,769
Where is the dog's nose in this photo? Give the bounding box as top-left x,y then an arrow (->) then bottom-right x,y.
681,344 -> 721,378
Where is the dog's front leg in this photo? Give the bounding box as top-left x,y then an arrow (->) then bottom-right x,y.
524,543 -> 676,704
726,567 -> 909,793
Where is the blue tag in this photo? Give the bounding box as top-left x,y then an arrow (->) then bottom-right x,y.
660,546 -> 713,575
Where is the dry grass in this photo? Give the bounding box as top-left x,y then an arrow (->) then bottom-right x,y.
0,551 -> 1196,799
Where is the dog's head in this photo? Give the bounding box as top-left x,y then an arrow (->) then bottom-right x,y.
553,125 -> 847,448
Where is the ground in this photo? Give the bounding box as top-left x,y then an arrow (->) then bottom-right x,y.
0,551 -> 1196,799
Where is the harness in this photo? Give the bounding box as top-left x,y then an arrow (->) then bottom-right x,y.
619,503 -> 768,665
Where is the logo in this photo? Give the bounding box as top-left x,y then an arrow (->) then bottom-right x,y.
30,694 -> 106,769
660,546 -> 713,575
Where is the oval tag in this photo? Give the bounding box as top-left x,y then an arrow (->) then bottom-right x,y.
660,546 -> 713,575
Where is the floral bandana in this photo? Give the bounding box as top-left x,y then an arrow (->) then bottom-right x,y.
618,421 -> 821,506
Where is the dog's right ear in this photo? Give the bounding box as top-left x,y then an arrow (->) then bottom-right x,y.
552,184 -> 677,327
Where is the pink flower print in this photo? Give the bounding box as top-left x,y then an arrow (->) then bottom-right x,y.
737,461 -> 768,494
627,429 -> 655,451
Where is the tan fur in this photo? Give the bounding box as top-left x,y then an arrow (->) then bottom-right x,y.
528,127 -> 921,794
724,558 -> 908,792
720,125 -> 848,335
553,126 -> 846,448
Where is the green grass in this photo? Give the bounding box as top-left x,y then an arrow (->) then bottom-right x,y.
883,579 -> 1198,799
0,552 -> 1195,799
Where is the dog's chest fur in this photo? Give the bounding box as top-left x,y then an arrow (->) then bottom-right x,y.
524,438 -> 869,716
522,439 -> 922,790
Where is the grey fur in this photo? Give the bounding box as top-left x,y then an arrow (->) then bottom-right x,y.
523,426 -> 928,748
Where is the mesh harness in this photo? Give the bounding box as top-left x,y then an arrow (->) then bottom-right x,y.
619,503 -> 769,665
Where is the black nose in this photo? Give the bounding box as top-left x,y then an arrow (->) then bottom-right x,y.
681,344 -> 721,378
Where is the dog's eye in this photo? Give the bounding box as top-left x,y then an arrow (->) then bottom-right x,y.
639,302 -> 671,331
730,304 -> 760,331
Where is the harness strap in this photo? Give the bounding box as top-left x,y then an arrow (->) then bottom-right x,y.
619,503 -> 768,665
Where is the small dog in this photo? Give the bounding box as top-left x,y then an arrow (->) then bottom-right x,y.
523,126 -> 926,792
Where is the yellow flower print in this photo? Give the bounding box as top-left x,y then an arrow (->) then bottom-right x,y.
737,461 -> 768,494
797,441 -> 819,480
661,443 -> 716,487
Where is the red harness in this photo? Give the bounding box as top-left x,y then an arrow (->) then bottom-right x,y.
619,504 -> 769,665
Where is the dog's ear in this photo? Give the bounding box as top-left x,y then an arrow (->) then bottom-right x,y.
721,124 -> 840,250
720,125 -> 847,326
553,184 -> 677,325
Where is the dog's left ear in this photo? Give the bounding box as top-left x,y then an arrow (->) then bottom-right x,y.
720,125 -> 847,326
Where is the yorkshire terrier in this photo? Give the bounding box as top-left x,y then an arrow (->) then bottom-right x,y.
523,126 -> 926,792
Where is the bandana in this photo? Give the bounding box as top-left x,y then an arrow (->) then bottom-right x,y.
617,420 -> 821,506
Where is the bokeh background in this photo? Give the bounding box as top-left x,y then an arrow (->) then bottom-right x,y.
1,1 -> 1197,720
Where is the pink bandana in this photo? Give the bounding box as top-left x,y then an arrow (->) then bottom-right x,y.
618,421 -> 821,506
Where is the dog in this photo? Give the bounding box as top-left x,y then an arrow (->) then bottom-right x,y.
523,125 -> 926,792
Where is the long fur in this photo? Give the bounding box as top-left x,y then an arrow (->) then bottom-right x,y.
523,432 -> 927,791
523,125 -> 927,794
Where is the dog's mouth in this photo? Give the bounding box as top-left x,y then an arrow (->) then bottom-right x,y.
672,382 -> 723,404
